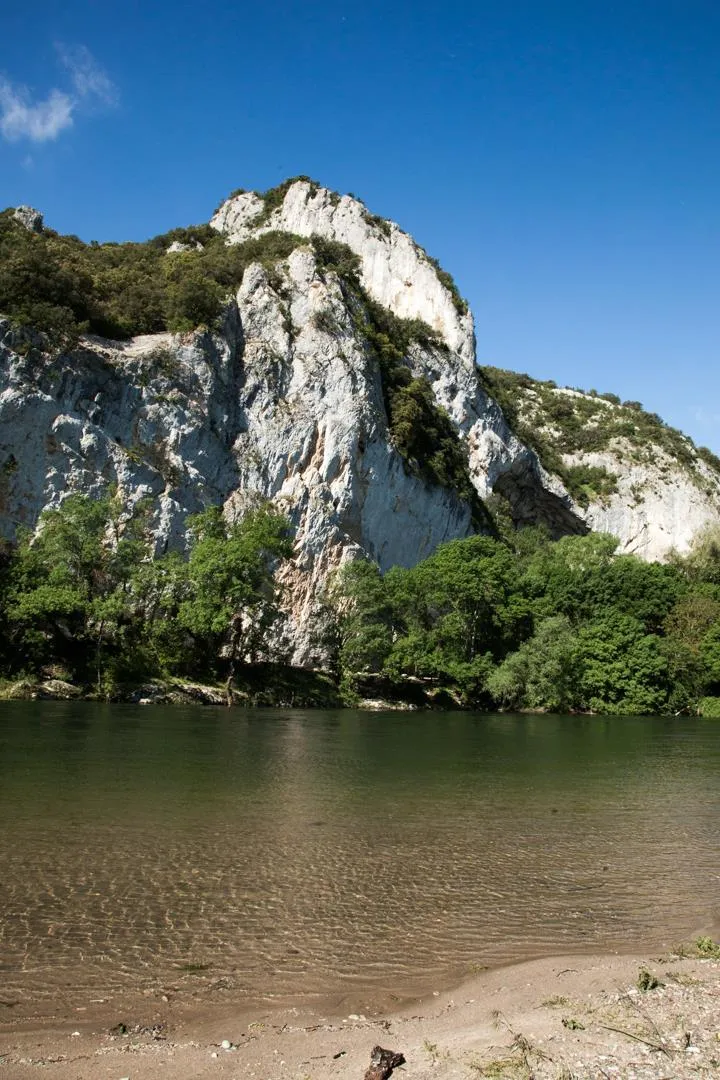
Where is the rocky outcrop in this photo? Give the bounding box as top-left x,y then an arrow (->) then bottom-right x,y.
212,181 -> 584,535
12,205 -> 43,233
577,444 -> 720,561
481,375 -> 720,561
211,181 -> 474,362
1,180 -> 718,661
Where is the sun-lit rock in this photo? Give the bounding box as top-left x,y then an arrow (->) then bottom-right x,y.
1,180 -> 719,663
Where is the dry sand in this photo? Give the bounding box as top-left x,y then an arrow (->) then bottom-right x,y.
2,950 -> 720,1079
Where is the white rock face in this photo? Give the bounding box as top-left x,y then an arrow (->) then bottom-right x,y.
12,205 -> 43,232
166,240 -> 203,253
574,445 -> 720,560
2,182 -> 718,662
210,181 -> 583,535
211,180 -> 475,363
507,384 -> 720,560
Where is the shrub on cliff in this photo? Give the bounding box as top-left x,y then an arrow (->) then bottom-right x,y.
0,209 -> 307,347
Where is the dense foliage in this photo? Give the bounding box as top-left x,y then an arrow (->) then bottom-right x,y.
2,492 -> 719,714
332,526 -> 720,715
0,494 -> 292,695
0,208 -> 304,347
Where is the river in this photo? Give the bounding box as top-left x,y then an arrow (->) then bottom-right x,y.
1,702 -> 719,1011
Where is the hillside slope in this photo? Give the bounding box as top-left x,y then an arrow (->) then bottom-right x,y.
481,366 -> 720,560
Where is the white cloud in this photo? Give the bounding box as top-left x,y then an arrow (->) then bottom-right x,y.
0,81 -> 73,142
0,44 -> 117,144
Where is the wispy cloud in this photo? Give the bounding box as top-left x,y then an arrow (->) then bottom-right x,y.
55,43 -> 118,108
0,44 -> 117,143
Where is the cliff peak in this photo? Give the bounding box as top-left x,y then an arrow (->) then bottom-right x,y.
211,178 -> 474,363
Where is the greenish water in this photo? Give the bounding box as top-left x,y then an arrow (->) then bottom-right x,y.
1,703 -> 719,1009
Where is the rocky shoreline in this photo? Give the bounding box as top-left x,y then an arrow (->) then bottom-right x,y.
0,667 -> 462,711
1,948 -> 719,1078
0,665 -> 341,709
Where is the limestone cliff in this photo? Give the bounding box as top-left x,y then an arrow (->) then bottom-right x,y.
480,367 -> 720,561
1,179 -> 718,660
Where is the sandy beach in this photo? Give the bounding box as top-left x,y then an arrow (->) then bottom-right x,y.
2,949 -> 719,1079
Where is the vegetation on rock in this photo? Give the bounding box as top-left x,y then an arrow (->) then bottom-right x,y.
423,252 -> 469,316
250,175 -> 322,227
312,235 -> 487,521
0,208 -> 304,347
479,365 -> 720,503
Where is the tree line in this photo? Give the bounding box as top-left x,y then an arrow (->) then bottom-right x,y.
1,493 -> 719,715
334,528 -> 720,715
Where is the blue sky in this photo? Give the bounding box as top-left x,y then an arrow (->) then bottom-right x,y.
2,1 -> 719,452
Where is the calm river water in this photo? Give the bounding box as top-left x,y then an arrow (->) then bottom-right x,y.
1,703 -> 719,1009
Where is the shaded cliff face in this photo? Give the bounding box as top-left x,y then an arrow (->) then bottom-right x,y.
1,179 -> 718,660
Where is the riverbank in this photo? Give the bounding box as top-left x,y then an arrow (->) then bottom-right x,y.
0,665 -> 344,709
2,947 -> 719,1079
2,669 -> 716,715
0,667 -> 459,710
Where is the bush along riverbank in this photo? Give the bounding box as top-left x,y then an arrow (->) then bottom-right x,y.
1,491 -> 720,714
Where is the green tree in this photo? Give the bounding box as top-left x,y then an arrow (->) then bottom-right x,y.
331,558 -> 394,677
178,504 -> 293,682
575,613 -> 670,715
163,258 -> 225,333
522,532 -> 681,630
662,589 -> 720,709
700,623 -> 720,691
677,525 -> 720,585
4,493 -> 154,689
384,535 -> 529,702
486,615 -> 578,712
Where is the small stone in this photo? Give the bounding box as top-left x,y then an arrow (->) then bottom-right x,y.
71,1030 -> 80,1036
221,1039 -> 232,1050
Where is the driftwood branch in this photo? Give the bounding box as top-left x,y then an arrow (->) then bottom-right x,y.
363,1044 -> 405,1080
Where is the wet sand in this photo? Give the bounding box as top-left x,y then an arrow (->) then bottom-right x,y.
2,950 -> 719,1079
